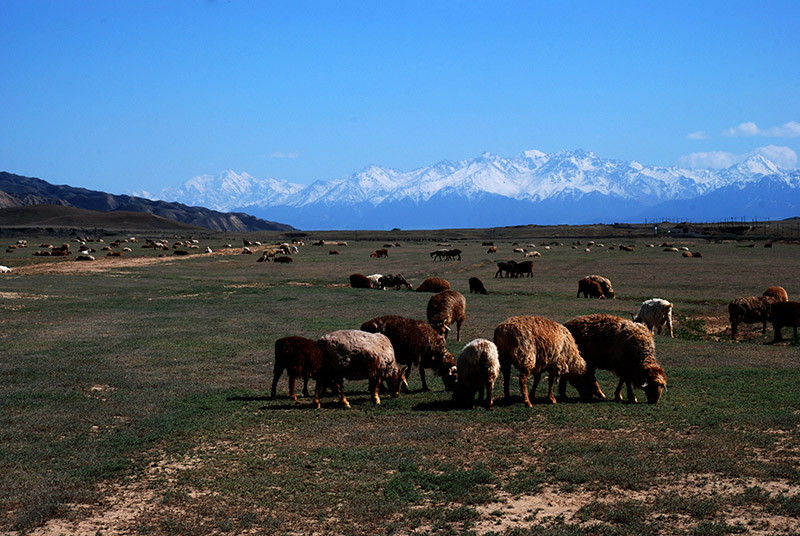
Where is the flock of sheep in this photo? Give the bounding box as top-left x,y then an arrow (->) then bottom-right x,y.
273,267 -> 680,410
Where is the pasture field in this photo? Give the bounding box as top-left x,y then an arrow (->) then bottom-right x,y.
1,230 -> 799,535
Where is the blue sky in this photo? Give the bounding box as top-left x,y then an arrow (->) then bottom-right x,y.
2,0 -> 799,194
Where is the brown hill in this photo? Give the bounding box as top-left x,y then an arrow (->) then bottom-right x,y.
0,171 -> 296,232
0,204 -> 208,232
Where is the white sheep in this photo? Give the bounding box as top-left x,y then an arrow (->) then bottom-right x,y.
366,274 -> 384,289
633,298 -> 674,338
452,339 -> 500,410
0,265 -> 11,273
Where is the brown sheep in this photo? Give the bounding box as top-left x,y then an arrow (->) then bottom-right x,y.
512,260 -> 533,278
314,330 -> 405,408
577,277 -> 605,299
728,296 -> 776,339
763,286 -> 789,302
416,277 -> 451,293
349,273 -> 371,289
563,314 -> 667,404
329,250 -> 340,255
427,290 -> 466,341
486,246 -> 498,254
274,256 -> 293,263
495,260 -> 518,278
468,277 -> 488,295
493,315 -> 592,407
587,275 -> 615,298
771,301 -> 800,342
370,249 -> 389,258
271,336 -> 323,400
360,315 -> 456,391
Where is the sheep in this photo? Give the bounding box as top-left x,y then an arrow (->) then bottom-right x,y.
257,249 -> 277,262
370,249 -> 389,258
632,298 -> 674,338
75,255 -> 95,262
427,290 -> 466,341
366,274 -> 384,289
360,315 -> 456,392
378,273 -> 413,290
771,301 -> 800,342
271,336 -> 323,400
493,315 -> 592,407
486,246 -> 498,254
328,249 -> 340,255
349,273 -> 372,289
577,277 -> 605,299
430,249 -> 449,261
0,265 -> 12,273
468,277 -> 487,295
763,286 -> 789,302
728,296 -> 776,339
416,277 -> 451,293
563,314 -> 667,404
495,260 -> 518,278
451,339 -> 500,410
587,275 -> 615,298
274,256 -> 293,263
443,248 -> 462,261
314,330 -> 405,408
512,260 -> 533,278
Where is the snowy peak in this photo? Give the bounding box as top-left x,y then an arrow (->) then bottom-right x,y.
732,154 -> 781,176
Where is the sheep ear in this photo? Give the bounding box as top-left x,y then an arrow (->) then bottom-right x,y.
641,381 -> 649,388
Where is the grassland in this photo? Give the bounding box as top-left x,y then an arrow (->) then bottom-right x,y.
1,228 -> 799,535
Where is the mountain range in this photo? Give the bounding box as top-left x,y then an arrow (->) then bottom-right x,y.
140,150 -> 800,230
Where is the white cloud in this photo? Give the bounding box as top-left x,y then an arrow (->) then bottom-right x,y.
678,145 -> 798,169
752,145 -> 798,168
723,121 -> 760,137
687,131 -> 709,140
271,151 -> 299,159
678,151 -> 739,169
722,120 -> 800,138
761,121 -> 800,138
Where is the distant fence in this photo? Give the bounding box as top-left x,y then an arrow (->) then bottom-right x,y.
644,217 -> 800,239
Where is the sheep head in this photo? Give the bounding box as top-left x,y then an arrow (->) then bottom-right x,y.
385,369 -> 407,399
439,365 -> 458,392
641,365 -> 668,404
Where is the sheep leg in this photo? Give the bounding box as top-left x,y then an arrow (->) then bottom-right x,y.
335,381 -> 350,408
456,321 -> 462,341
270,365 -> 283,399
502,363 -> 512,401
519,372 -> 532,407
289,375 -> 298,401
614,378 -> 625,402
761,320 -> 768,334
419,366 -> 429,392
530,373 -> 542,402
302,376 -> 311,398
485,381 -> 495,410
626,381 -> 638,404
313,382 -> 322,409
369,378 -> 381,405
545,373 -> 558,404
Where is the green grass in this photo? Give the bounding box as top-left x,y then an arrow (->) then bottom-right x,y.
1,230 -> 800,534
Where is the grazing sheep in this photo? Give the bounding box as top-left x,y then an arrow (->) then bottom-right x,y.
763,286 -> 789,302
274,256 -> 293,263
587,275 -> 615,298
271,336 -> 323,400
427,290 -> 466,341
360,315 -> 456,391
493,315 -> 592,407
378,273 -> 413,290
0,265 -> 12,272
577,277 -> 605,299
771,301 -> 800,342
314,330 -> 405,408
563,314 -> 667,404
728,296 -> 776,339
452,339 -> 500,410
495,260 -> 518,278
329,250 -> 340,255
349,273 -> 372,289
468,277 -> 488,295
366,274 -> 384,289
370,249 -> 389,258
512,260 -> 534,278
257,249 -> 277,262
430,249 -> 449,261
416,277 -> 451,293
633,298 -> 674,338
74,255 -> 95,262
486,246 -> 498,254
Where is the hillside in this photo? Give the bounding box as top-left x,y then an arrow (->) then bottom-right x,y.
0,172 -> 295,233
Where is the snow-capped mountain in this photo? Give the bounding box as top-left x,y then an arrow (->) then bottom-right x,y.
139,151 -> 800,230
